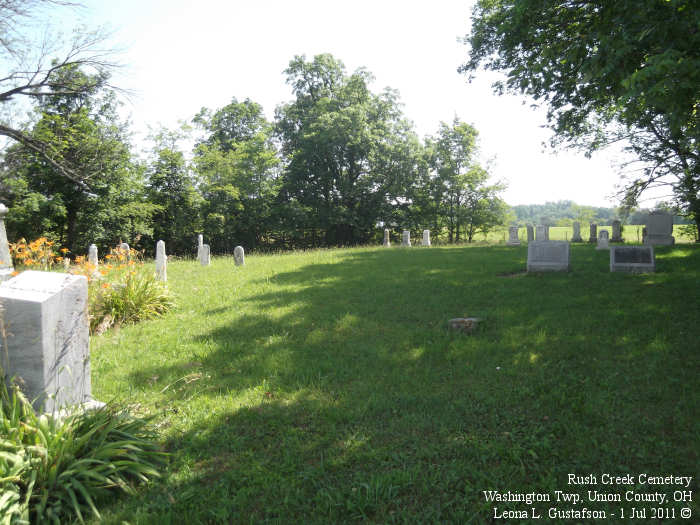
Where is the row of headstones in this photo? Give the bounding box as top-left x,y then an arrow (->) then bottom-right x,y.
383,229 -> 431,247
507,211 -> 675,246
527,241 -> 656,273
197,234 -> 245,267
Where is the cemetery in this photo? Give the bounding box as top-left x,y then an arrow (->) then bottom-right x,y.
0,0 -> 697,522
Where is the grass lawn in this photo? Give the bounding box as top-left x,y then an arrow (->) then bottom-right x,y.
91,243 -> 699,524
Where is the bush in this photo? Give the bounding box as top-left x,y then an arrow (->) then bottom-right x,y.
89,270 -> 175,333
0,382 -> 165,524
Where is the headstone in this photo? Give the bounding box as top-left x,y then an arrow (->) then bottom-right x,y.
383,229 -> 391,247
596,230 -> 609,250
527,241 -> 570,272
0,271 -> 94,412
199,244 -> 210,266
526,224 -> 534,242
155,240 -> 167,281
0,203 -> 14,282
63,257 -> 70,270
644,211 -> 675,245
401,230 -> 411,247
589,223 -> 597,243
507,226 -> 520,246
87,244 -> 100,278
642,227 -> 647,244
119,242 -> 130,258
448,317 -> 481,334
422,229 -> 431,247
535,225 -> 549,241
234,245 -> 245,266
197,234 -> 203,249
611,220 -> 623,242
610,246 -> 655,273
571,222 -> 583,242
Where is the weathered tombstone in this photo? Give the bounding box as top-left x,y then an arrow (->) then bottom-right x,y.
383,229 -> 391,247
401,230 -> 411,247
155,240 -> 167,281
197,234 -> 203,249
596,230 -> 609,250
87,244 -> 100,278
611,220 -> 623,242
642,227 -> 647,244
535,225 -> 549,241
610,245 -> 655,273
119,242 -> 130,259
233,245 -> 245,266
589,223 -> 598,243
644,211 -> 675,245
0,271 -> 95,412
199,244 -> 210,266
571,222 -> 583,242
526,224 -> 534,242
422,229 -> 431,247
63,257 -> 70,270
507,226 -> 520,246
527,241 -> 570,272
0,203 -> 14,282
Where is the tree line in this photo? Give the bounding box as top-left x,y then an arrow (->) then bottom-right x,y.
0,54 -> 509,255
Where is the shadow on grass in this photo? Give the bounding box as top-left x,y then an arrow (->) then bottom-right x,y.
102,244 -> 699,523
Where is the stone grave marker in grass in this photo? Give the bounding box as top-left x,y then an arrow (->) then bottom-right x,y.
0,270 -> 97,412
527,241 -> 570,272
155,240 -> 167,281
526,224 -> 534,242
234,246 -> 245,266
535,225 -> 549,241
611,220 -> 623,242
644,211 -> 675,246
610,246 -> 655,273
422,230 -> 431,246
571,221 -> 583,242
383,229 -> 391,247
597,230 -> 609,250
589,223 -> 597,243
402,230 -> 411,246
507,226 -> 520,246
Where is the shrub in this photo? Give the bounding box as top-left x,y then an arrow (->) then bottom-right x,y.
0,381 -> 166,524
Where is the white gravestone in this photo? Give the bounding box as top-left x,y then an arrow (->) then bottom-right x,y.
197,234 -> 203,249
87,244 -> 100,279
383,229 -> 391,247
611,220 -> 623,242
589,224 -> 597,243
402,230 -> 411,247
526,225 -> 534,242
0,271 -> 95,412
596,230 -> 609,250
507,226 -> 520,246
199,244 -> 210,266
610,246 -> 655,273
527,241 -> 570,272
644,211 -> 675,245
155,240 -> 167,282
119,242 -> 130,259
535,225 -> 549,241
234,245 -> 245,266
571,222 -> 583,242
0,203 -> 14,282
422,230 -> 431,247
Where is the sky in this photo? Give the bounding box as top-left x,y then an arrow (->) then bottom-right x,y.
51,0 -> 649,208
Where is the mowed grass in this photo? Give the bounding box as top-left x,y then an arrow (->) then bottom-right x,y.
91,244 -> 700,524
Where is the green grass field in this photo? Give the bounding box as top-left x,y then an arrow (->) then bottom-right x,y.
91,244 -> 699,523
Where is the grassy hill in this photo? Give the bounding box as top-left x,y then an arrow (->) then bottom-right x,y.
91,244 -> 700,523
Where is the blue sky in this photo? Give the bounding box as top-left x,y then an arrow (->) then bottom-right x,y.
51,0 -> 653,207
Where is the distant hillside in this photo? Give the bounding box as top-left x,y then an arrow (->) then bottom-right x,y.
510,200 -> 691,225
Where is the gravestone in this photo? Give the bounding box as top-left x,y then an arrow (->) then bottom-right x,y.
119,242 -> 130,258
589,223 -> 597,243
596,230 -> 609,250
63,257 -> 70,270
611,220 -> 623,242
422,230 -> 431,246
197,234 -> 203,249
507,226 -> 520,246
571,222 -> 583,242
0,271 -> 95,412
527,241 -> 570,272
526,224 -> 534,242
610,246 -> 655,273
644,211 -> 675,245
0,203 -> 14,282
402,230 -> 411,247
234,245 -> 245,266
383,229 -> 391,247
199,244 -> 210,266
87,244 -> 100,278
535,225 -> 549,241
155,240 -> 167,281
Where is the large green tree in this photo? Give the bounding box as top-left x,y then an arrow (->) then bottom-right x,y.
276,54 -> 419,246
462,0 -> 699,237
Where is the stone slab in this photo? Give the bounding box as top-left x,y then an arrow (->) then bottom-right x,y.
610,246 -> 655,273
527,241 -> 570,272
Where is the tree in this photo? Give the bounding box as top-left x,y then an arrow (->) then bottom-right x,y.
0,0 -> 121,188
276,54 -> 419,246
462,0 -> 700,238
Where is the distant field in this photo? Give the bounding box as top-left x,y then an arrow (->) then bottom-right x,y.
90,243 -> 699,523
